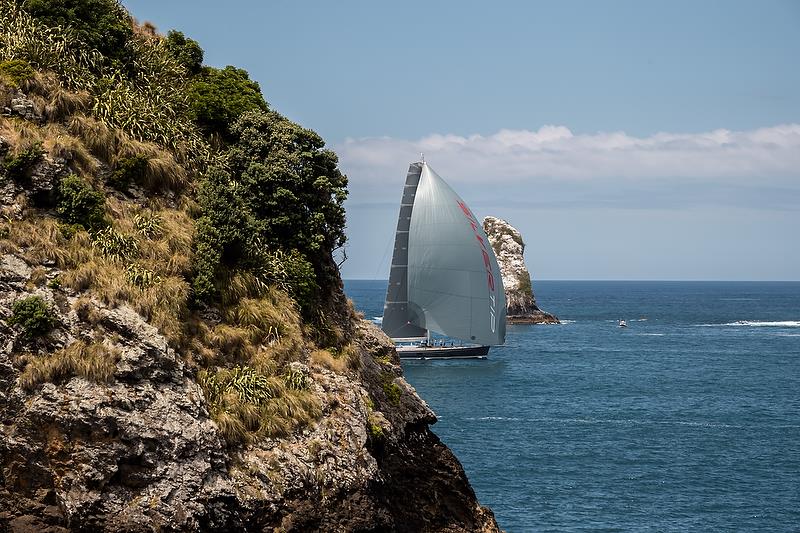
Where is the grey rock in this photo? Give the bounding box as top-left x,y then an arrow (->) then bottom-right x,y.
9,95 -> 40,122
484,216 -> 559,324
0,250 -> 500,531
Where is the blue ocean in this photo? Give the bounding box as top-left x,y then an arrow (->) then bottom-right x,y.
344,280 -> 800,532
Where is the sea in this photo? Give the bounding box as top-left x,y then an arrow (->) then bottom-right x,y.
344,280 -> 800,533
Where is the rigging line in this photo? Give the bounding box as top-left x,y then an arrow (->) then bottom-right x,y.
373,235 -> 394,281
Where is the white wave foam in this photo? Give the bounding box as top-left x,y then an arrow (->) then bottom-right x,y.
559,319 -> 576,324
636,333 -> 665,336
697,320 -> 800,328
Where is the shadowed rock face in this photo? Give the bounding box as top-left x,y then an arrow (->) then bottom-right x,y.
483,216 -> 559,325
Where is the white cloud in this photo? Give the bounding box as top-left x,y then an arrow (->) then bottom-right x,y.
335,124 -> 800,185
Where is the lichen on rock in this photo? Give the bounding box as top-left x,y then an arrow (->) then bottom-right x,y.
483,216 -> 559,324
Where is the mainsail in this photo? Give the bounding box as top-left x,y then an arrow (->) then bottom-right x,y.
382,162 -> 506,346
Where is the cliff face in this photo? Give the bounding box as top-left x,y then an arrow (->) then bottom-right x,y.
0,249 -> 498,532
483,216 -> 559,324
0,4 -> 502,526
0,82 -> 499,532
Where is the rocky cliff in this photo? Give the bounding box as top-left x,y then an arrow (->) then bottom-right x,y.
0,248 -> 498,532
483,217 -> 559,325
0,5 -> 501,527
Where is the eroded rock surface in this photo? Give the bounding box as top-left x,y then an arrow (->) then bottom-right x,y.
0,250 -> 499,532
483,216 -> 559,324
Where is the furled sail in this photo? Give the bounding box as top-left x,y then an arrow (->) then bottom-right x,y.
382,162 -> 506,346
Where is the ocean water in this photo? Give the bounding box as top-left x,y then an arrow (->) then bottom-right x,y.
344,280 -> 800,532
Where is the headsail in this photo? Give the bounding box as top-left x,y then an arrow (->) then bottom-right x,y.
407,163 -> 506,345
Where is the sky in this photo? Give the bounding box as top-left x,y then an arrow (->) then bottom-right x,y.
124,0 -> 800,280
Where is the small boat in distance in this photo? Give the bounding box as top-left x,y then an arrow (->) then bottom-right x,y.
618,319 -> 628,328
381,161 -> 506,359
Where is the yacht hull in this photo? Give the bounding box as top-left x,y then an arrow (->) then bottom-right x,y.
395,344 -> 490,359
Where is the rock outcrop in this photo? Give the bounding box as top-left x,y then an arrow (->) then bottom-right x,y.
483,216 -> 559,324
0,247 -> 499,531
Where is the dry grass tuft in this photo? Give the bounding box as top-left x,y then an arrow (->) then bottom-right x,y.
115,137 -> 188,190
67,114 -> 117,162
0,117 -> 43,152
310,348 -> 348,373
40,123 -> 98,175
72,296 -> 103,325
27,266 -> 47,287
19,340 -> 120,390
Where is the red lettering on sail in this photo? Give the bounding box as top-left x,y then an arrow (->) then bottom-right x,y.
457,199 -> 499,335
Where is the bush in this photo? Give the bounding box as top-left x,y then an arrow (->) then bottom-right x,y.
229,110 -> 348,261
191,111 -> 348,313
107,155 -> 148,190
57,174 -> 106,230
0,59 -> 34,87
188,66 -> 268,138
21,0 -> 134,68
133,212 -> 162,238
2,142 -> 44,180
0,1 -> 100,90
199,365 -> 321,445
8,295 -> 57,339
165,30 -> 203,75
124,263 -> 160,288
91,226 -> 138,262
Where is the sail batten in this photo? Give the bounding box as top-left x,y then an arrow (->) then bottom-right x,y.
382,162 -> 506,346
381,162 -> 428,339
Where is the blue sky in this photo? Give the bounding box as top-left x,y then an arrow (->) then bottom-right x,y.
125,0 -> 800,280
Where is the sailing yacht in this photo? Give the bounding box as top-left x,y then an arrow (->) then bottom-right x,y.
381,161 -> 506,358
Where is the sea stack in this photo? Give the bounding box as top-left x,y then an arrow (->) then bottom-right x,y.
483,216 -> 560,324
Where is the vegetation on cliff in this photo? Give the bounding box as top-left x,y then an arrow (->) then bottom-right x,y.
0,0 -> 352,445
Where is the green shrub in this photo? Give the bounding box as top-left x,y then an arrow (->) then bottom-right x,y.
283,367 -> 309,391
262,248 -> 319,315
124,263 -> 160,288
191,110 -> 348,313
2,143 -> 44,180
133,212 -> 162,238
0,1 -> 101,90
21,0 -> 134,68
107,155 -> 148,190
8,295 -> 57,339
368,422 -> 384,440
229,110 -> 348,264
0,59 -> 34,87
56,174 -> 106,230
188,66 -> 268,138
165,30 -> 203,75
381,372 -> 402,406
92,226 -> 138,262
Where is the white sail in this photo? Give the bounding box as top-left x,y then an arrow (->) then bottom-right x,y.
382,162 -> 506,346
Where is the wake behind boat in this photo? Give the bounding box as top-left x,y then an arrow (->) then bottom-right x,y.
381,161 -> 506,358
